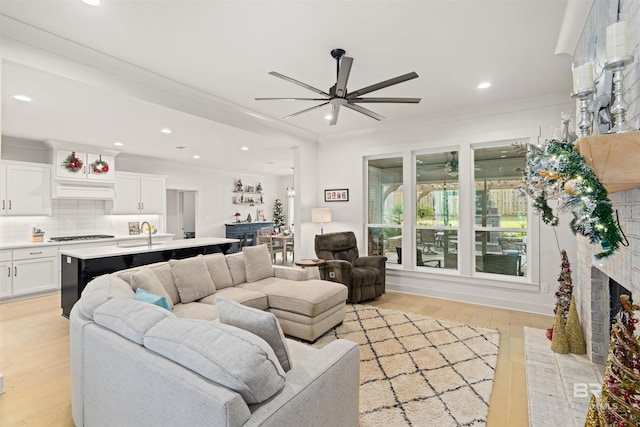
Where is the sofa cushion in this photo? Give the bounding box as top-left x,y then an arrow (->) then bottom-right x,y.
260,279 -> 348,317
79,274 -> 135,319
242,245 -> 274,282
203,253 -> 234,289
147,263 -> 181,305
226,252 -> 247,285
171,302 -> 219,321
169,255 -> 216,303
134,288 -> 171,311
216,296 -> 292,372
144,318 -> 285,404
130,269 -> 174,309
93,298 -> 175,344
208,287 -> 269,310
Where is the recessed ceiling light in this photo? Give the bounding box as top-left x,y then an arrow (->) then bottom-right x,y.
81,0 -> 101,5
500,155 -> 507,158
160,128 -> 172,134
113,141 -> 124,146
477,82 -> 491,89
324,114 -> 332,120
193,155 -> 200,159
241,146 -> 249,151
13,94 -> 31,102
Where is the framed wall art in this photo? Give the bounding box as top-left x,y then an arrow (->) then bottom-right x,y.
324,189 -> 349,202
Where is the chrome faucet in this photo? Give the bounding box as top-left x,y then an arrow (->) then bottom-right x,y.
140,221 -> 152,247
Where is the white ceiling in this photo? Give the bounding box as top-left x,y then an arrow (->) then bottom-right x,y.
0,0 -> 575,176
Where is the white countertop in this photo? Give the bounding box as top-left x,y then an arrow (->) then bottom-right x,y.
59,237 -> 238,259
0,233 -> 175,251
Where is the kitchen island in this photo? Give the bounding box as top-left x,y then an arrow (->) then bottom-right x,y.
60,237 -> 237,317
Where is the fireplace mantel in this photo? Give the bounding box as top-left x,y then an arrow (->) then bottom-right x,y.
576,131 -> 640,193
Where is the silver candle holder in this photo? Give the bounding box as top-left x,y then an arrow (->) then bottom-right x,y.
571,88 -> 595,138
604,55 -> 635,133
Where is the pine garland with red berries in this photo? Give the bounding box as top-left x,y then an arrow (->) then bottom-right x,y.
62,151 -> 83,172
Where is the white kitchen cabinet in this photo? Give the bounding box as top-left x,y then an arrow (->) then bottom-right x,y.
0,250 -> 11,297
111,172 -> 165,214
0,246 -> 58,299
54,150 -> 115,183
0,161 -> 52,216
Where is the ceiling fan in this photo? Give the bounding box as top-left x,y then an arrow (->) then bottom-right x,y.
255,48 -> 421,126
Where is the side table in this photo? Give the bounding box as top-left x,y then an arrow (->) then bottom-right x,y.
295,259 -> 327,280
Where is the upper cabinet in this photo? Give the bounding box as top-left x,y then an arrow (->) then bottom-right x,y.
0,161 -> 52,216
110,172 -> 165,214
54,150 -> 115,183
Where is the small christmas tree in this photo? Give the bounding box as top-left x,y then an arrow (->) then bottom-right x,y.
273,199 -> 285,230
597,295 -> 640,427
547,249 -> 574,341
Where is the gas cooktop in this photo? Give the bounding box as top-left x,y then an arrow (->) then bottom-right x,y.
49,234 -> 115,242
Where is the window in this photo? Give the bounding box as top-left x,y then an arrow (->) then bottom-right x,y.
473,145 -> 527,277
367,156 -> 402,264
415,151 -> 460,269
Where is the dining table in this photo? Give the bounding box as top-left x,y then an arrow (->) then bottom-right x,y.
271,234 -> 294,264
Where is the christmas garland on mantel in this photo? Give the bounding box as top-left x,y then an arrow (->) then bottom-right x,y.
522,139 -> 625,259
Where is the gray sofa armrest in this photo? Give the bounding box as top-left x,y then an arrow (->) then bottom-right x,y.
273,265 -> 309,281
245,339 -> 360,427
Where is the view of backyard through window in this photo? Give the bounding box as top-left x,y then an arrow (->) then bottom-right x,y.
367,142 -> 528,278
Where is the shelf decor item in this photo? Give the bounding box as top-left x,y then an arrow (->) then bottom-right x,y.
90,155 -> 110,174
62,151 -> 83,172
604,21 -> 635,134
571,61 -> 595,138
234,212 -> 241,223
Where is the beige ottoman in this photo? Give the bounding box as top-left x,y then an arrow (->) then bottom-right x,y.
260,279 -> 348,342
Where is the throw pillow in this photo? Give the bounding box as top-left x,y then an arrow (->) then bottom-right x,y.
202,253 -> 234,289
134,288 -> 171,311
130,269 -> 174,309
93,298 -> 175,345
147,263 -> 181,305
216,296 -> 292,372
242,244 -> 274,282
169,255 -> 216,303
225,252 -> 247,285
144,318 -> 285,404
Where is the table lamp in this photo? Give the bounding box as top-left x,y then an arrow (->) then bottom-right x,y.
311,208 -> 332,234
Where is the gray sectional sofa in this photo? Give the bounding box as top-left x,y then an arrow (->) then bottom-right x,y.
70,244 -> 360,426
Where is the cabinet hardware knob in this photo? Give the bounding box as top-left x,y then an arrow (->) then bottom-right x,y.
14,266 -> 17,276
7,267 -> 9,277
7,200 -> 11,210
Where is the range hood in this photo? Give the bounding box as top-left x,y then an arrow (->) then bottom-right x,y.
45,139 -> 119,200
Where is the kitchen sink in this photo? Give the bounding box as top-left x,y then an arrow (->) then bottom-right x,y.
117,242 -> 167,248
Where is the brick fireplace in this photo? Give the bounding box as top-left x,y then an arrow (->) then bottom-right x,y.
575,188 -> 640,369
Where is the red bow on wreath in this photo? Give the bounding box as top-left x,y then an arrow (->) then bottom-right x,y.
62,151 -> 83,172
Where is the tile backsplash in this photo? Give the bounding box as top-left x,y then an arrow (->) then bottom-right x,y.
0,199 -> 161,243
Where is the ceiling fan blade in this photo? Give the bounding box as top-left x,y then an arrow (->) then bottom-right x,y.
350,97 -> 421,103
344,103 -> 385,121
346,72 -> 419,99
268,71 -> 330,97
255,97 -> 329,101
329,104 -> 340,126
335,57 -> 353,97
282,102 -> 329,120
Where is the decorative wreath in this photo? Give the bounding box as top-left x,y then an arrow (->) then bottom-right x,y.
62,151 -> 83,172
91,155 -> 110,174
522,139 -> 627,259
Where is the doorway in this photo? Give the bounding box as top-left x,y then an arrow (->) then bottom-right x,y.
166,189 -> 197,239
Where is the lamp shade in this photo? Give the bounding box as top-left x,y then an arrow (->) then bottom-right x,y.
312,208 -> 332,223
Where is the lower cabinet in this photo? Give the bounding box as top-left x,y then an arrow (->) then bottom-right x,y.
225,222 -> 275,253
0,246 -> 59,300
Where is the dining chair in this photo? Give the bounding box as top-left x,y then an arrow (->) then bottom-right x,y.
256,230 -> 277,263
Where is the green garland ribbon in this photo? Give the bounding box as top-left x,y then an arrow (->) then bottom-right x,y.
522,139 -> 625,259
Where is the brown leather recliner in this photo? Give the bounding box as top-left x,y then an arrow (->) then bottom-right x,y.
314,231 -> 387,303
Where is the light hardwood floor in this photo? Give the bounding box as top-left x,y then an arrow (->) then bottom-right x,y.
0,291 -> 552,427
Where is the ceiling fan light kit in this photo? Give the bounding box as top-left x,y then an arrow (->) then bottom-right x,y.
256,48 -> 421,125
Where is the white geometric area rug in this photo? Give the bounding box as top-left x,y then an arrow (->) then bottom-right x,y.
314,304 -> 500,427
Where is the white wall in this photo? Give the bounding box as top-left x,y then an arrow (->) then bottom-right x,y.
307,94 -> 578,314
